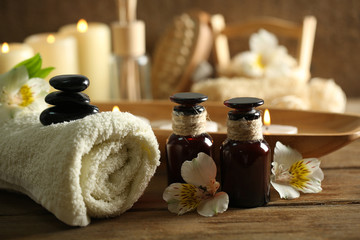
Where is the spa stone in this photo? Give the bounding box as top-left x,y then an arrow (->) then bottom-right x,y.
40,74 -> 100,126
45,91 -> 90,105
50,74 -> 90,92
40,104 -> 99,125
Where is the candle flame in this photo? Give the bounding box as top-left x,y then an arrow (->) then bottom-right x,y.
112,106 -> 120,112
77,19 -> 88,33
1,42 -> 9,53
264,109 -> 271,126
47,34 -> 56,44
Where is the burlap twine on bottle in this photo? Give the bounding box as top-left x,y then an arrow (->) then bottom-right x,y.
227,117 -> 263,141
172,110 -> 207,136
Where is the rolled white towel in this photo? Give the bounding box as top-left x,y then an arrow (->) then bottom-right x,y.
0,111 -> 160,226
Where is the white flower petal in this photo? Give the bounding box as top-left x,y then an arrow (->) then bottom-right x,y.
303,158 -> 324,180
298,158 -> 324,194
271,181 -> 300,199
163,183 -> 202,215
197,192 -> 229,217
27,77 -> 50,96
0,66 -> 28,93
301,179 -> 323,194
231,51 -> 264,77
22,78 -> 49,113
271,161 -> 281,175
26,100 -> 48,113
167,201 -> 181,214
181,152 -> 217,187
274,141 -> 302,168
163,183 -> 183,202
250,29 -> 278,55
311,167 -> 324,182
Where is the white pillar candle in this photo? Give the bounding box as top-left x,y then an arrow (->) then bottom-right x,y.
0,42 -> 34,74
59,19 -> 111,102
24,33 -> 79,80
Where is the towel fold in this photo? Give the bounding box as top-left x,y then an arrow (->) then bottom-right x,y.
0,111 -> 160,226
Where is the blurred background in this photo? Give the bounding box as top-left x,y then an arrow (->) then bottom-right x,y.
0,0 -> 359,97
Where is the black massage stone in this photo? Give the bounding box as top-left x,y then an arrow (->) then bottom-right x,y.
40,104 -> 99,126
49,74 -> 90,92
45,91 -> 90,105
40,74 -> 99,126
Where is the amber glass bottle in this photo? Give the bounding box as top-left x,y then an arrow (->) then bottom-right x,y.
221,97 -> 271,208
166,92 -> 213,185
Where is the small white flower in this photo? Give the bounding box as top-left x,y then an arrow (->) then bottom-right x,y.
271,141 -> 324,199
231,52 -> 264,78
163,153 -> 229,217
230,29 -> 297,79
0,65 -> 49,121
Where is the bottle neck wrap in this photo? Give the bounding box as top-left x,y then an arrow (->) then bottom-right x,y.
227,117 -> 263,141
172,109 -> 207,136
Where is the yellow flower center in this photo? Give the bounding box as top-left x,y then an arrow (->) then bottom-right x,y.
289,160 -> 310,190
255,55 -> 265,69
19,85 -> 34,107
179,184 -> 201,211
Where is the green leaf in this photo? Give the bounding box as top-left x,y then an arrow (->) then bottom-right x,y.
14,53 -> 42,78
13,53 -> 40,69
13,53 -> 54,79
33,67 -> 55,79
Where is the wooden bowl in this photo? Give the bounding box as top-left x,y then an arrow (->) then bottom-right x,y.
96,101 -> 360,162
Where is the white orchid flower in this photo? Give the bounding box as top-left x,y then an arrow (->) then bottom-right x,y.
271,141 -> 324,199
163,152 -> 229,217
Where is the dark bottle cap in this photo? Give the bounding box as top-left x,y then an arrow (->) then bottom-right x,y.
224,97 -> 264,121
170,92 -> 208,115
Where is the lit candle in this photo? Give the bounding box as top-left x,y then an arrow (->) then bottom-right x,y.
262,109 -> 298,134
0,42 -> 34,74
112,105 -> 121,112
24,33 -> 79,79
59,19 -> 111,102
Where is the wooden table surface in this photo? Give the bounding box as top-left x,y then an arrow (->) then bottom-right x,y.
1,100 -> 359,240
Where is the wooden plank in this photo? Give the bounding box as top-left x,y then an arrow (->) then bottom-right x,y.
320,139 -> 360,169
1,204 -> 359,240
1,167 -> 359,218
133,167 -> 360,210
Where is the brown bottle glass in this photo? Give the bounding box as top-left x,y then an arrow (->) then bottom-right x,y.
165,92 -> 213,185
220,97 -> 271,208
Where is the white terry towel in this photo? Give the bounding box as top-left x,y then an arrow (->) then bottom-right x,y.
0,111 -> 160,226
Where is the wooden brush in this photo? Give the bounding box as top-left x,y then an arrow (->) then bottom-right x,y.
151,10 -> 213,99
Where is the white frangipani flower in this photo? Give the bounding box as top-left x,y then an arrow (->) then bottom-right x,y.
271,141 -> 324,199
163,152 -> 229,217
231,51 -> 264,78
230,29 -> 298,79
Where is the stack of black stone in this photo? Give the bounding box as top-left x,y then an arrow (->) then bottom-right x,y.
40,74 -> 100,126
